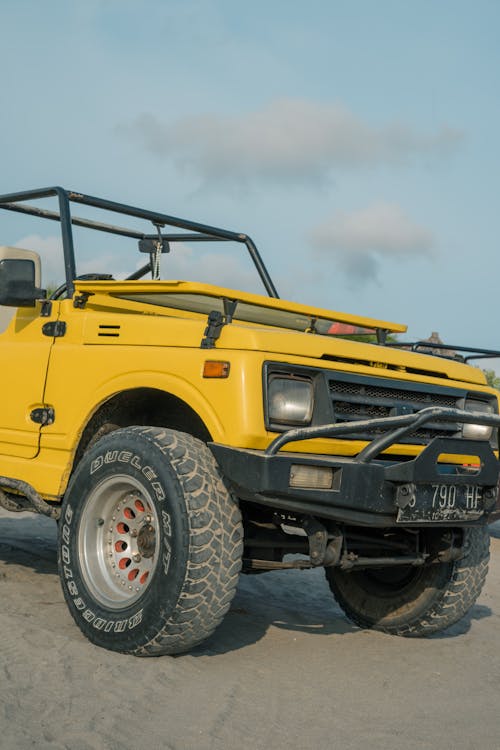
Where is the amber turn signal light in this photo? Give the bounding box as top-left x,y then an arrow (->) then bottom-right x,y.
203,361 -> 231,378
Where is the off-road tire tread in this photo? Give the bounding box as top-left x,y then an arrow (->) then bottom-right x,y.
326,527 -> 489,637
130,427 -> 243,655
60,426 -> 242,656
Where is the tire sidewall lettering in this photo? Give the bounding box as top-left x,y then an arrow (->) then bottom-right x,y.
59,435 -> 186,647
90,450 -> 164,502
61,500 -> 149,634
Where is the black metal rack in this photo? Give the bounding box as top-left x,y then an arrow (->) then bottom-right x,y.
388,340 -> 500,363
0,187 -> 279,299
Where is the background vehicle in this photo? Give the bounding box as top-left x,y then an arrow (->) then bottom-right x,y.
1,186 -> 499,655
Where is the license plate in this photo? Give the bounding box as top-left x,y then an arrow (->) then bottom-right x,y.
396,483 -> 484,523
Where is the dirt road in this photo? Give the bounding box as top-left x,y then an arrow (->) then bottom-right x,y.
1,509 -> 499,750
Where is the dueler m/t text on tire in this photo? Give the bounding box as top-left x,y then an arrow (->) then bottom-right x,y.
58,427 -> 243,655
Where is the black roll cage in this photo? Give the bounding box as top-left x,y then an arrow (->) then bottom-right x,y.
0,187 -> 498,364
0,186 -> 279,299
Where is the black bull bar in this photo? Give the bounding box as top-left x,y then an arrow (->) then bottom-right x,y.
211,407 -> 500,526
265,406 -> 500,459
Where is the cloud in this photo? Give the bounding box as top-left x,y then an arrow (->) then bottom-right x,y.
15,235 -> 65,287
308,202 -> 434,283
121,98 -> 463,187
159,244 -> 261,293
14,235 -> 130,286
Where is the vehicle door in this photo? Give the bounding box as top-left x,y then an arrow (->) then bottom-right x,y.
0,302 -> 59,458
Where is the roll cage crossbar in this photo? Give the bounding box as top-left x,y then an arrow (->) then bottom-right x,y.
0,186 -> 279,299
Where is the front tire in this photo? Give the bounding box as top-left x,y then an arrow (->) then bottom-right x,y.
58,427 -> 243,655
325,526 -> 489,636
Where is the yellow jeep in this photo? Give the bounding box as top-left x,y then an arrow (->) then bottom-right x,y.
0,187 -> 499,655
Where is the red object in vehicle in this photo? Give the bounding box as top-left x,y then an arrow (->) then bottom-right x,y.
328,322 -> 363,335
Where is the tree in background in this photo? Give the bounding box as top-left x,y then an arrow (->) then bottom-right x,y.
484,369 -> 500,391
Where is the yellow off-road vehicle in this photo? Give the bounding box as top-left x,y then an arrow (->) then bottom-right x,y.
1,187 -> 499,655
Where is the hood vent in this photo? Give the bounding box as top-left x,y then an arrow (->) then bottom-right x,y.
98,324 -> 121,338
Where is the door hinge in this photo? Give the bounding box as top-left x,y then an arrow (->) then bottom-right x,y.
200,299 -> 238,349
30,407 -> 55,425
42,320 -> 67,338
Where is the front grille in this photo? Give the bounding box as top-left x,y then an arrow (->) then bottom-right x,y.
329,375 -> 463,444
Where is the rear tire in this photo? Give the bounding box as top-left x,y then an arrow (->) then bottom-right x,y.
58,427 -> 243,655
325,526 -> 489,636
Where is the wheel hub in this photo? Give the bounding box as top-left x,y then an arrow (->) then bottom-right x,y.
137,523 -> 156,558
108,494 -> 157,591
79,479 -> 160,609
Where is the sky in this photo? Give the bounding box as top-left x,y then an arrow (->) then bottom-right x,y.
1,0 -> 499,366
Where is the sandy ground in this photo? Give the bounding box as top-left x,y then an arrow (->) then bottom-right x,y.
1,509 -> 500,750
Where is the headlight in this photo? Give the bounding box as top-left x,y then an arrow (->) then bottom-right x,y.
462,400 -> 494,440
268,376 -> 314,425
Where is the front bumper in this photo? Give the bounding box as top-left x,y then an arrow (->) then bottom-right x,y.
210,407 -> 500,527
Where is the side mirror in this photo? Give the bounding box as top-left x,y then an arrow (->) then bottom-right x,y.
0,247 -> 44,307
